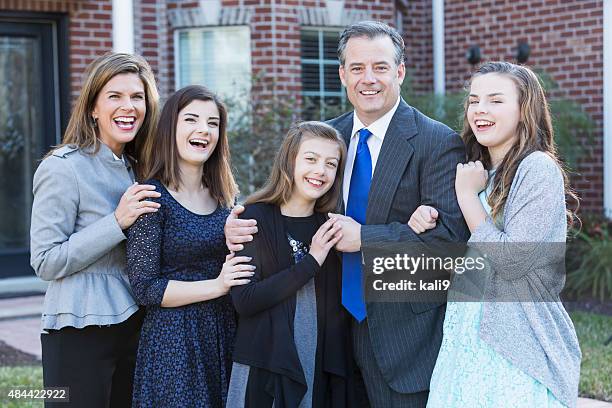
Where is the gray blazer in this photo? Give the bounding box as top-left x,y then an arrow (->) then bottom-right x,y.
30,143 -> 139,330
328,99 -> 470,394
468,151 -> 581,408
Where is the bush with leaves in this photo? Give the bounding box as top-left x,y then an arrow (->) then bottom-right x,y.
566,215 -> 612,301
224,76 -> 300,199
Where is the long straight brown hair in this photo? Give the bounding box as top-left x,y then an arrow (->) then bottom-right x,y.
51,52 -> 159,175
141,85 -> 238,208
245,121 -> 347,213
462,61 -> 578,226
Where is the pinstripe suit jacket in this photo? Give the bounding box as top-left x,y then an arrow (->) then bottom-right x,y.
328,99 -> 470,394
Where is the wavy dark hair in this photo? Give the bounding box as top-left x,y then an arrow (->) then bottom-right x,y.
245,121 -> 346,213
141,85 -> 238,207
462,61 -> 578,227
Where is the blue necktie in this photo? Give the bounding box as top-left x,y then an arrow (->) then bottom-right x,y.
342,128 -> 372,321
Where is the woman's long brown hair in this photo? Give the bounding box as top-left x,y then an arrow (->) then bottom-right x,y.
140,85 -> 238,208
462,61 -> 578,227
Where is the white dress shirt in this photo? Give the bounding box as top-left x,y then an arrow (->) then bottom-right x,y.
342,96 -> 401,208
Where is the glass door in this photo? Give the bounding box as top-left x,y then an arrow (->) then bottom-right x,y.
0,18 -> 62,278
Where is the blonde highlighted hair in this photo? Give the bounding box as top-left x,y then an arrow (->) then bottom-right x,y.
52,52 -> 159,176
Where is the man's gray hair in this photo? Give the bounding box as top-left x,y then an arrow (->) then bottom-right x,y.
337,21 -> 405,66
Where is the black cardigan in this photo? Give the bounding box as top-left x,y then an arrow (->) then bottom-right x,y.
231,203 -> 355,408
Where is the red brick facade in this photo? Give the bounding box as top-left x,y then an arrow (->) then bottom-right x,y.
401,0 -> 434,93
443,0 -> 604,212
146,0 -> 397,102
0,0 -> 606,213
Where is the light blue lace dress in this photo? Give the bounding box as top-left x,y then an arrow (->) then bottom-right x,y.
426,186 -> 567,408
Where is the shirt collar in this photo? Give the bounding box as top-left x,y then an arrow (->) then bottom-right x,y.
96,140 -> 126,165
350,96 -> 401,141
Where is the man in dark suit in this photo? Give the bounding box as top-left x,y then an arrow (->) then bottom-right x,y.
324,21 -> 469,407
224,21 -> 468,408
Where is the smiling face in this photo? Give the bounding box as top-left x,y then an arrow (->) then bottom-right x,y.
291,136 -> 341,206
339,35 -> 405,126
92,73 -> 146,154
467,73 -> 521,165
175,99 -> 220,167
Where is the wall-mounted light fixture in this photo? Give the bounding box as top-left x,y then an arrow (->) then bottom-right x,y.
466,45 -> 481,65
516,41 -> 530,64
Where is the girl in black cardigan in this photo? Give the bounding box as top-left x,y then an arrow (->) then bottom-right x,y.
226,121 -> 356,408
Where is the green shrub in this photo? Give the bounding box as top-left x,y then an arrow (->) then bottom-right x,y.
566,215 -> 612,301
224,74 -> 301,198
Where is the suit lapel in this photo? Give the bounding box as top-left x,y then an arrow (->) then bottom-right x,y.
334,113 -> 354,214
335,112 -> 354,146
366,101 -> 418,224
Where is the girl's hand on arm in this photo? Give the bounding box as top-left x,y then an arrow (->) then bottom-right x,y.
309,218 -> 342,266
114,182 -> 161,230
408,205 -> 439,234
214,253 -> 255,295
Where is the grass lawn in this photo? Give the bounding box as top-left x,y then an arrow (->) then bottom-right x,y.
0,312 -> 609,404
570,311 -> 612,402
0,366 -> 43,407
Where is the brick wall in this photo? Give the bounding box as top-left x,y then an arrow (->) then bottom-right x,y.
443,0 -> 604,213
400,0 -> 434,94
135,0 -> 170,99
0,0 -> 113,101
0,0 -> 397,109
154,0 -> 396,102
2,0 -> 603,214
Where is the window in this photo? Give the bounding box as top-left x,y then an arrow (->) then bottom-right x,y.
301,29 -> 345,120
175,26 -> 251,100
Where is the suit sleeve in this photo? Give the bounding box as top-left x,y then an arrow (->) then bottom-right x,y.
230,209 -> 321,317
30,156 -> 126,281
361,130 -> 469,257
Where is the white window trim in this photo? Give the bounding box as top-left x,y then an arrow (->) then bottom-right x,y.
174,25 -> 251,93
112,0 -> 134,53
301,27 -> 344,119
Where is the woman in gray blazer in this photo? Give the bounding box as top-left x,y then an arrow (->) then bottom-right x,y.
409,62 -> 581,408
30,52 -> 160,408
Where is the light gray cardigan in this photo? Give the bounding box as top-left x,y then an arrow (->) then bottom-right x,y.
466,151 -> 581,408
30,143 -> 139,330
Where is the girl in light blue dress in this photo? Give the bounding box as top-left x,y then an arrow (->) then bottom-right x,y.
407,62 -> 581,408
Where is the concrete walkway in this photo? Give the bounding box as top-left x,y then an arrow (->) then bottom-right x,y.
0,295 -> 609,407
0,295 -> 44,359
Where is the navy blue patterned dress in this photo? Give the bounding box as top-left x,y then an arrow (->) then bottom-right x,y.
126,179 -> 235,408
